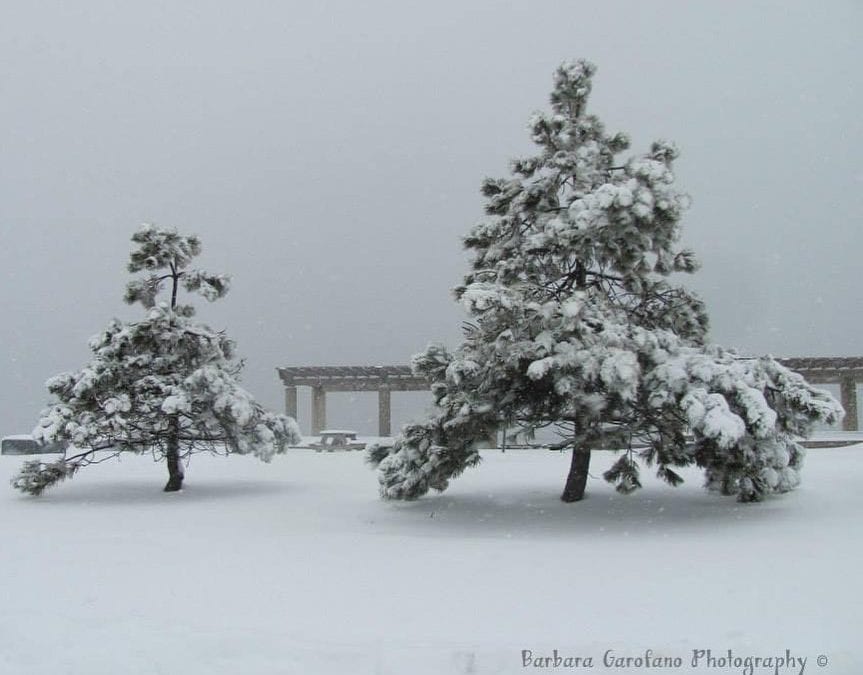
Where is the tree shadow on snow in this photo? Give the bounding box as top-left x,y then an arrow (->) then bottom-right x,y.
385,482 -> 795,539
28,479 -> 297,507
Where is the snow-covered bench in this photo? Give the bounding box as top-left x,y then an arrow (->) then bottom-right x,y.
309,430 -> 367,452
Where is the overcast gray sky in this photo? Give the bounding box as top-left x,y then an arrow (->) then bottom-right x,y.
1,1 -> 861,436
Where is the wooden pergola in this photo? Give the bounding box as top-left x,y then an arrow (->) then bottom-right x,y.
278,357 -> 863,436
777,357 -> 862,431
276,366 -> 429,435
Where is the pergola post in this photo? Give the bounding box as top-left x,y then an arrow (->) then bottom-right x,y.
378,386 -> 392,437
841,378 -> 858,431
312,386 -> 327,435
284,385 -> 298,420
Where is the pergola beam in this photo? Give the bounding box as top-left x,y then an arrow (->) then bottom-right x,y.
777,357 -> 863,384
284,380 -> 428,393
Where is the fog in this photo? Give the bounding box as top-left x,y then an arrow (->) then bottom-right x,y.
1,1 -> 860,436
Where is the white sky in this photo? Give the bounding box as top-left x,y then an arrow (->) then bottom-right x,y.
1,1 -> 861,435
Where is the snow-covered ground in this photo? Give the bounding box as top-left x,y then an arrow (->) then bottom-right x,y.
0,446 -> 859,674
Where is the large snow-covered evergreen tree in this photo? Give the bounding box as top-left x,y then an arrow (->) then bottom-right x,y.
368,60 -> 842,503
13,225 -> 300,495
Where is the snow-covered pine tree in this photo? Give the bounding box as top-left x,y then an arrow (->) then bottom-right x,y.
13,225 -> 300,495
367,60 -> 843,504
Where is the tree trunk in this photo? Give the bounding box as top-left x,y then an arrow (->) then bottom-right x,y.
164,423 -> 184,492
560,447 -> 591,502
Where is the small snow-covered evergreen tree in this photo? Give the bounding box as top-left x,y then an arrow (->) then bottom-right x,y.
14,225 -> 300,495
368,60 -> 842,503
